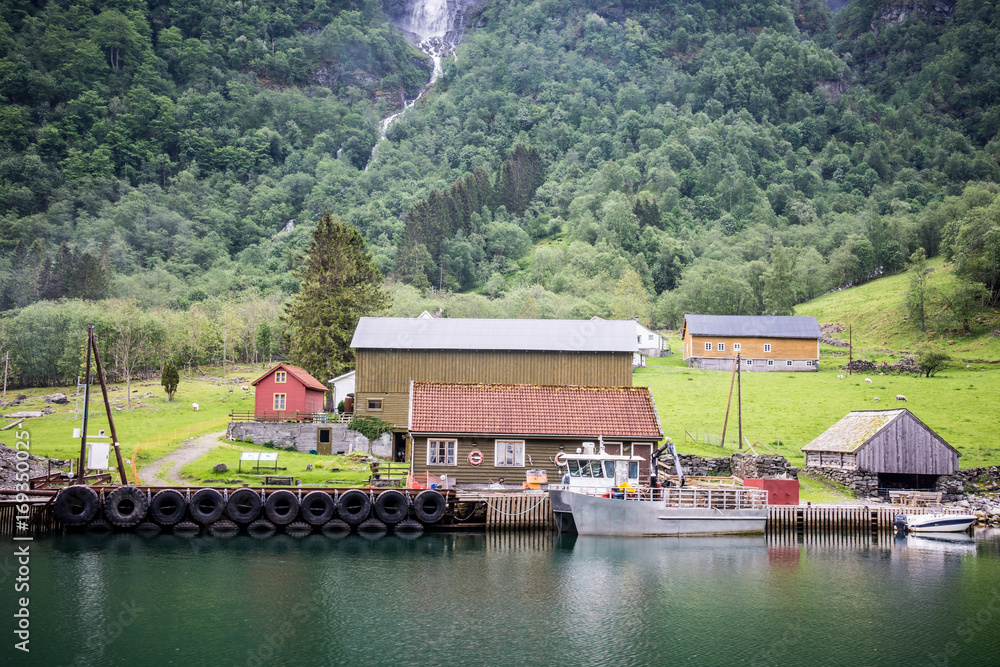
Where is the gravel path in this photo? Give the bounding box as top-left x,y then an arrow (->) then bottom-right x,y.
140,431 -> 225,485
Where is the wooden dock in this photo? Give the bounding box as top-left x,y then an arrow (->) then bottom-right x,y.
472,492 -> 554,530
766,504 -> 969,534
0,500 -> 60,537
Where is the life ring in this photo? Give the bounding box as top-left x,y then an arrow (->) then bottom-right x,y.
468,449 -> 483,466
554,452 -> 568,466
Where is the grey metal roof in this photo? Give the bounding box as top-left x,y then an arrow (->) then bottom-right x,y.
350,317 -> 638,352
684,314 -> 820,339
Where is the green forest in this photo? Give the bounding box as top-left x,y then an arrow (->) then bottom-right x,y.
2,0 -> 1000,386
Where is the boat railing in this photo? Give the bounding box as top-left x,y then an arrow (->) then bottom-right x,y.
551,484 -> 768,509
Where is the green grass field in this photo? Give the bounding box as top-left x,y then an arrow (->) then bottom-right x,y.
795,257 -> 1000,361
179,440 -> 396,487
10,365 -> 267,475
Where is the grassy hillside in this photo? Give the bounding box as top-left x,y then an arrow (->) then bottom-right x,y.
795,258 -> 1000,361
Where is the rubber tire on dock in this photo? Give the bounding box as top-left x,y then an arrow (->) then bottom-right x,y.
149,489 -> 187,526
300,491 -> 336,525
357,517 -> 387,538
264,490 -> 299,525
189,488 -> 225,524
135,522 -> 161,537
173,521 -> 200,537
393,519 -> 424,539
413,490 -> 446,524
374,490 -> 408,524
225,488 -> 262,524
85,519 -> 113,535
320,520 -> 351,538
209,520 -> 239,538
103,486 -> 149,528
285,521 -> 313,538
53,485 -> 100,526
337,489 -> 371,525
247,519 -> 276,539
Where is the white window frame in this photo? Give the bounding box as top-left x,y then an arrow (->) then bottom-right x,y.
704,342 -> 712,351
494,440 -> 525,467
764,344 -> 771,352
786,360 -> 793,366
746,359 -> 753,366
734,343 -> 741,351
367,399 -> 383,411
767,359 -> 774,366
273,393 -> 286,410
427,439 -> 457,466
718,342 -> 725,351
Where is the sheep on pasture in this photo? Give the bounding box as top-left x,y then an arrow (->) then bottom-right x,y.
837,374 -> 844,379
873,397 -> 880,403
192,402 -> 200,412
864,378 -> 873,384
896,395 -> 907,402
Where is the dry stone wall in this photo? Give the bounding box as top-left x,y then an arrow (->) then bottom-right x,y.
226,422 -> 392,458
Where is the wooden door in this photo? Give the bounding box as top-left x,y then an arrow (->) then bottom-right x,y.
632,443 -> 653,479
317,428 -> 332,455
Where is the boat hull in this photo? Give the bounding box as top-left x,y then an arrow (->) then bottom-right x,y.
899,514 -> 976,533
549,489 -> 766,537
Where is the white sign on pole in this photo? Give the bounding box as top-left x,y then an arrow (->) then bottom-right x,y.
87,442 -> 111,470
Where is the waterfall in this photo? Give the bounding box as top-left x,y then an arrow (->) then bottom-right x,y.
366,0 -> 482,170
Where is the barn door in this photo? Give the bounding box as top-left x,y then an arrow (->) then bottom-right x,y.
631,443 -> 653,480
603,442 -> 623,455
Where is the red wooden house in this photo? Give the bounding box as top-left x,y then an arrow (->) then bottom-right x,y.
251,363 -> 327,420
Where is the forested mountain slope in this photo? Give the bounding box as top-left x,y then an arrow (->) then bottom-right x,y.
2,0 -> 1000,387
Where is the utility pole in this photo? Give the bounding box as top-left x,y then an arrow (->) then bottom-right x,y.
77,327 -> 93,483
848,324 -> 853,376
2,350 -> 8,400
737,352 -> 742,450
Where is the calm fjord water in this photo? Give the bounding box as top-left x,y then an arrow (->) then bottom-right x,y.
12,530 -> 1000,666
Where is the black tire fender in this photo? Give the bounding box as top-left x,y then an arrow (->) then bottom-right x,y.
247,519 -> 276,538
149,489 -> 187,526
135,522 -> 161,537
374,490 -> 408,524
209,520 -> 239,538
357,517 -> 387,537
337,489 -> 371,525
320,520 -> 351,538
103,486 -> 149,528
85,519 -> 113,535
413,490 -> 446,524
225,488 -> 262,524
53,485 -> 100,526
264,490 -> 299,525
189,488 -> 225,524
285,521 -> 313,538
393,519 -> 424,539
300,491 -> 336,525
173,521 -> 200,537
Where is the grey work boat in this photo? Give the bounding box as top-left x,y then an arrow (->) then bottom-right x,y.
548,441 -> 767,537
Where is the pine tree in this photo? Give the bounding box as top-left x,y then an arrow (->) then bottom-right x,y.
285,213 -> 389,382
161,362 -> 179,401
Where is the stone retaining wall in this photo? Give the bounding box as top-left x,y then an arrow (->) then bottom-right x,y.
804,466 -> 879,497
226,422 -> 392,458
658,452 -> 798,479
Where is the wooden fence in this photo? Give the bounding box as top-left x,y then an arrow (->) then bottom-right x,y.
480,492 -> 554,530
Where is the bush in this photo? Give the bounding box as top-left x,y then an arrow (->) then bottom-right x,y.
915,345 -> 950,377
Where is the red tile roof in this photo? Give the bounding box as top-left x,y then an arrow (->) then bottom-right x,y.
251,364 -> 328,392
410,382 -> 663,439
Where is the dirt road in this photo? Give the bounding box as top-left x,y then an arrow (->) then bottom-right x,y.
140,430 -> 225,485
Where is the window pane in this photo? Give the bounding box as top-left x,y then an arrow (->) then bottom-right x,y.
604,461 -> 615,478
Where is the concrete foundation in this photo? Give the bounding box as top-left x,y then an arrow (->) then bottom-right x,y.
688,357 -> 818,371
227,421 -> 392,458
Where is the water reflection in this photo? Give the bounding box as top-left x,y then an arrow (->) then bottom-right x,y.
25,530 -> 1000,666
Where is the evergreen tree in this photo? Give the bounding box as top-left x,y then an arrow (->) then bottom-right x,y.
762,241 -> 797,316
161,361 -> 179,401
905,248 -> 929,331
285,213 -> 389,382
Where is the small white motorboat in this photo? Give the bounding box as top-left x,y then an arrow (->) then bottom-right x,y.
894,513 -> 977,533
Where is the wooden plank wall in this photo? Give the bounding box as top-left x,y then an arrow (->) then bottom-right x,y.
766,505 -> 969,534
354,349 -> 633,427
484,493 -> 554,530
0,501 -> 60,537
858,415 -> 959,475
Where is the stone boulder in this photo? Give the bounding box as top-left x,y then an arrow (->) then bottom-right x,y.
212,463 -> 228,473
45,393 -> 69,404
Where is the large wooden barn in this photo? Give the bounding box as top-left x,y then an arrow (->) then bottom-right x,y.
801,409 -> 960,489
350,316 -> 636,423
408,382 -> 663,487
681,314 -> 820,371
